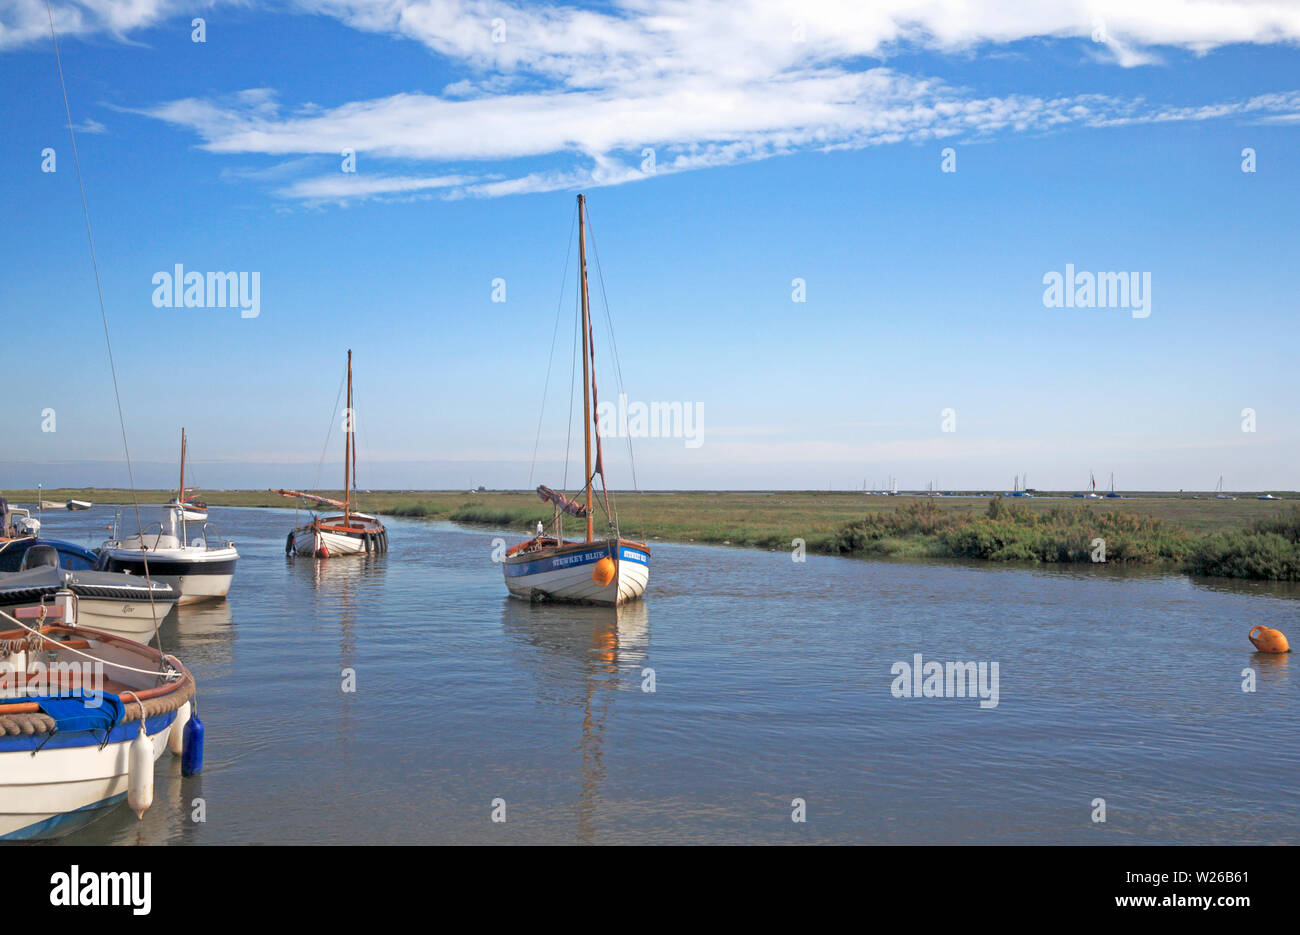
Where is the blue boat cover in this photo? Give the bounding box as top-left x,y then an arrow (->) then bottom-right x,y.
31,692 -> 125,734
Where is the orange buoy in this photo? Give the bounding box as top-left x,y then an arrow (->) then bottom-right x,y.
592,556 -> 616,587
1249,625 -> 1290,653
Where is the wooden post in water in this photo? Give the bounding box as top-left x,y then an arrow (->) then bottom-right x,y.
578,195 -> 594,543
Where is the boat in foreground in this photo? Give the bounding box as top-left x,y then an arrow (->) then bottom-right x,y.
99,505 -> 238,604
0,593 -> 195,840
273,350 -> 389,558
502,194 -> 650,607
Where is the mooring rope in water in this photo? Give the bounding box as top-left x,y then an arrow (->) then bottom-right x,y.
43,0 -> 165,662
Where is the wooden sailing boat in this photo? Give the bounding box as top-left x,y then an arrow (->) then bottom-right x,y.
502,194 -> 650,606
272,351 -> 389,557
166,428 -> 208,521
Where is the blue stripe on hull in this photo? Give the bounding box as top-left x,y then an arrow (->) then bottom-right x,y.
619,547 -> 649,565
505,547 -> 613,579
0,793 -> 128,841
0,712 -> 175,754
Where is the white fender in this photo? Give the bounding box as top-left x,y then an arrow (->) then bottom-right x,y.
127,723 -> 154,819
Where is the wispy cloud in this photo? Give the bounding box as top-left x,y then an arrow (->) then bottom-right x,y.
17,1 -> 1300,203
139,79 -> 1300,203
0,0 -> 182,50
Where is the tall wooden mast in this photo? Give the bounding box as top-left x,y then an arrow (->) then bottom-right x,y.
344,349 -> 353,521
578,195 -> 594,542
178,427 -> 186,504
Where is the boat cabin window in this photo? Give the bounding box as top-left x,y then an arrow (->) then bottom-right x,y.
19,545 -> 60,571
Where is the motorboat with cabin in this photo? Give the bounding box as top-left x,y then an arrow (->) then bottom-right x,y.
98,504 -> 237,604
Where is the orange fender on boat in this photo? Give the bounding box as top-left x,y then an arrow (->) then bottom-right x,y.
592,556 -> 616,587
1249,626 -> 1290,653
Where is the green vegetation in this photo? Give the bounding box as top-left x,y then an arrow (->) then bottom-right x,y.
834,499 -> 1197,564
9,487 -> 1300,580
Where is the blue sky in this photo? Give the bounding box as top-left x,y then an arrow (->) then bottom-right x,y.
1,1 -> 1298,491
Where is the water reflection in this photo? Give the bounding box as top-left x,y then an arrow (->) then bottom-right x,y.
500,599 -> 650,842
158,600 -> 234,669
286,554 -> 389,748
1252,649 -> 1291,686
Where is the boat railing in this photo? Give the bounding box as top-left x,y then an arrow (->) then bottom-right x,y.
103,520 -> 168,552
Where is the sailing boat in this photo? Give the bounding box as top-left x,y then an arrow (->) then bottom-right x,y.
1106,472 -> 1121,498
1214,476 -> 1236,501
502,194 -> 650,606
273,351 -> 389,557
166,428 -> 208,522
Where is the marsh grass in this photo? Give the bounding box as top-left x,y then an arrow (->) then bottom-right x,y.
9,488 -> 1299,579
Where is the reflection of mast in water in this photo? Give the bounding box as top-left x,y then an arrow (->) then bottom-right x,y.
500,600 -> 649,843
298,554 -> 387,745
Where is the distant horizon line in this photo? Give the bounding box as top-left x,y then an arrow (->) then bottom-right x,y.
6,486 -> 1297,495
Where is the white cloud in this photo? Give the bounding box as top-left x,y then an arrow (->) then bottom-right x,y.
278,171 -> 475,202
139,77 -> 1300,202
18,1 -> 1300,202
0,0 -> 180,50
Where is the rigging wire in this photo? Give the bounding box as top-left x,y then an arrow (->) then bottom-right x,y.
528,202 -> 579,489
585,212 -> 639,538
44,0 -> 164,663
559,279 -> 581,539
306,369 -> 348,520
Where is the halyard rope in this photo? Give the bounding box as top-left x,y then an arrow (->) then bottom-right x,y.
44,0 -> 164,662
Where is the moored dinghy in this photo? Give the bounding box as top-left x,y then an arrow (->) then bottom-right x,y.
273,350 -> 389,557
0,593 -> 196,840
503,194 -> 650,607
0,540 -> 178,640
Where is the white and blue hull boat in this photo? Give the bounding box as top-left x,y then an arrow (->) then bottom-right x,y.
0,709 -> 180,840
0,605 -> 195,840
504,538 -> 650,606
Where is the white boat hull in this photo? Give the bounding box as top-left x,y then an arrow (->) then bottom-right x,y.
99,546 -> 238,605
504,539 -> 649,606
71,599 -> 174,639
292,527 -> 368,557
0,709 -> 178,840
289,514 -> 387,558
